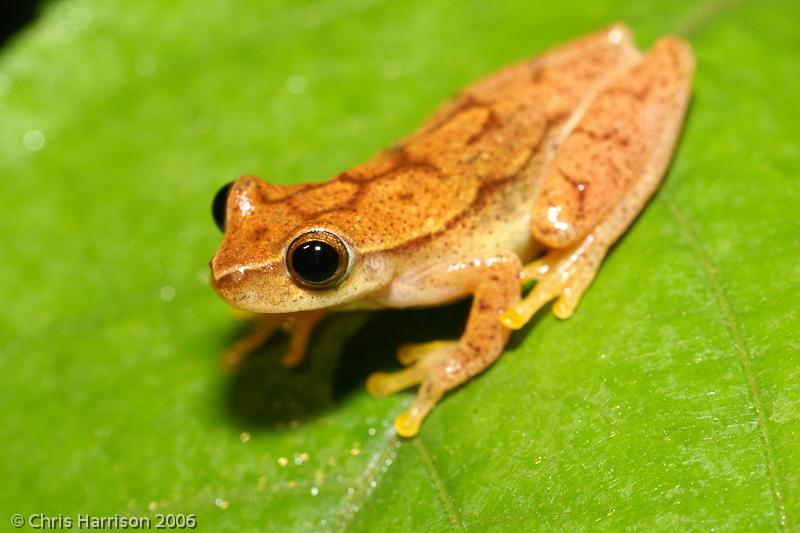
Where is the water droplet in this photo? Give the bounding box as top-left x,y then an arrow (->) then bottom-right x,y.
214,497 -> 229,510
159,286 -> 176,301
65,4 -> 92,31
286,74 -> 307,95
23,129 -> 46,151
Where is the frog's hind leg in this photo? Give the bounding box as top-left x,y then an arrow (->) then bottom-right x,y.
367,255 -> 521,437
501,230 -> 611,328
502,37 -> 694,329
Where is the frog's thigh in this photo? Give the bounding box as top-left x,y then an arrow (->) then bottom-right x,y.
504,37 -> 694,329
367,255 -> 521,437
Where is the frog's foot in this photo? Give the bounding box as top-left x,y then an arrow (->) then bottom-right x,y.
279,310 -> 327,368
396,340 -> 458,366
519,250 -> 568,284
367,341 -> 458,437
368,254 -> 520,437
220,314 -> 285,372
501,232 -> 607,329
220,311 -> 326,372
368,341 -> 456,395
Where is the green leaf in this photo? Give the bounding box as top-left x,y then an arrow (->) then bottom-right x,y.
2,0 -> 798,530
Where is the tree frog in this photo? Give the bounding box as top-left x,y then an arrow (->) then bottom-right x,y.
209,24 -> 694,437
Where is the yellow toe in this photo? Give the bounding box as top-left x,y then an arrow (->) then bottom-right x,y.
366,372 -> 391,397
394,412 -> 421,438
520,260 -> 550,284
499,309 -> 526,330
397,340 -> 455,366
396,344 -> 422,366
552,297 -> 574,320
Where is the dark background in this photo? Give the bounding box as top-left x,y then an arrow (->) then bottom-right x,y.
1,2 -> 41,46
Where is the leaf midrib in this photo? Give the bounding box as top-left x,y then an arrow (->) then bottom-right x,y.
663,191 -> 787,530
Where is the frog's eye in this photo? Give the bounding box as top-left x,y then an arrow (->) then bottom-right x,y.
287,231 -> 350,289
212,182 -> 233,232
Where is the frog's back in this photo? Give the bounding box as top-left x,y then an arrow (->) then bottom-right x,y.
281,25 -> 640,254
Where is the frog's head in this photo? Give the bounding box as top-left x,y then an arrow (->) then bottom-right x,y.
209,176 -> 393,313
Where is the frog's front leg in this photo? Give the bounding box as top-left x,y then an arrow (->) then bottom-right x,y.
367,254 -> 521,437
502,37 -> 694,328
220,310 -> 326,371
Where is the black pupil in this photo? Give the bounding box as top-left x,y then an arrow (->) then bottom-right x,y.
212,182 -> 233,231
291,241 -> 340,284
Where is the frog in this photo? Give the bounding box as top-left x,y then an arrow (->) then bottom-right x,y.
209,24 -> 694,437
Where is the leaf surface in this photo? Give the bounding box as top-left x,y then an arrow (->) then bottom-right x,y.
1,0 -> 798,530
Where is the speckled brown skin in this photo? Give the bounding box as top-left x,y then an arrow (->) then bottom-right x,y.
502,36 -> 695,327
210,25 -> 694,436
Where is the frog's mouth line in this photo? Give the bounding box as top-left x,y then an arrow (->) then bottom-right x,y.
209,259 -> 350,315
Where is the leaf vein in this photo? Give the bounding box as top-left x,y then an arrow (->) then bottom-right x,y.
413,438 -> 463,531
673,0 -> 745,37
663,191 -> 787,530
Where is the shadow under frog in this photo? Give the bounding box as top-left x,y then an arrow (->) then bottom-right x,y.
223,299 -> 544,429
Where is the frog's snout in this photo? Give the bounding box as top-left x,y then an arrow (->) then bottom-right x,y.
210,262 -> 274,314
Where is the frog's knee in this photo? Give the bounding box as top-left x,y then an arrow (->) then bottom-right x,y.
530,206 -> 581,249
